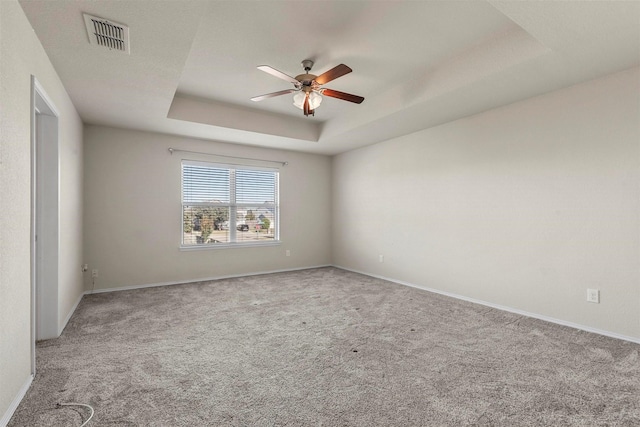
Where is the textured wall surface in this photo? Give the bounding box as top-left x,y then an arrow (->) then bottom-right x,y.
332,67 -> 640,340
0,0 -> 83,421
83,125 -> 332,290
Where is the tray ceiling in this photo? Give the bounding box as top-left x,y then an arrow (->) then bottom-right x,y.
19,0 -> 640,155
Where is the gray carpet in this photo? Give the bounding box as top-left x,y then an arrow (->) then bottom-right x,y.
9,267 -> 640,426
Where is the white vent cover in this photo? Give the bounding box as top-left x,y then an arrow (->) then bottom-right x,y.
83,13 -> 130,54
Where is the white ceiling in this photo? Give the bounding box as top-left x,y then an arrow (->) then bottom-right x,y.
19,0 -> 640,155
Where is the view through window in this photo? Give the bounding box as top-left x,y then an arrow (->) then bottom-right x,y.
182,161 -> 279,247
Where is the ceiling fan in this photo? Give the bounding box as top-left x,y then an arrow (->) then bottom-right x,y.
251,59 -> 364,117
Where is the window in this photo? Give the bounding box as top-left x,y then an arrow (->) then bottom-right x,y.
181,161 -> 279,247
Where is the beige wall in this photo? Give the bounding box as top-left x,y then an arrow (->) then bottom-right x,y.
332,67 -> 640,340
83,126 -> 331,290
0,0 -> 84,421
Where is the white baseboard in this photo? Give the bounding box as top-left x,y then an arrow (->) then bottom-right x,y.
1,374 -> 33,427
86,265 -> 332,294
58,291 -> 85,336
334,265 -> 640,345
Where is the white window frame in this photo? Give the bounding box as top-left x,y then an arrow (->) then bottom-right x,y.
180,160 -> 280,250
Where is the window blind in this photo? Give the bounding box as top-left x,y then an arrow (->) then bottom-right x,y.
181,161 -> 279,247
182,165 -> 230,204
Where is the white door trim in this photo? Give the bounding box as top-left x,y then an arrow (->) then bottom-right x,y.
30,76 -> 61,375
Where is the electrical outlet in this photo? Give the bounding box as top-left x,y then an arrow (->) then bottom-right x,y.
587,289 -> 599,303
285,250 -> 290,257
82,264 -> 89,272
379,254 -> 384,263
92,269 -> 99,278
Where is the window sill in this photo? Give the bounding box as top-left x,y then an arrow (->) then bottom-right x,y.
180,240 -> 281,251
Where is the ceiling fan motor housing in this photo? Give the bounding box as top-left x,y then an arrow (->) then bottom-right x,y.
297,59 -> 317,90
295,74 -> 317,91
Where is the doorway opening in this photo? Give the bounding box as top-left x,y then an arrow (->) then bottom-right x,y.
30,76 -> 60,375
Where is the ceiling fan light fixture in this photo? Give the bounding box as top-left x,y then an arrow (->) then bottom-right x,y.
293,91 -> 322,110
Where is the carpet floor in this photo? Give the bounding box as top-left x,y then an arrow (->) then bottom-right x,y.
9,267 -> 640,426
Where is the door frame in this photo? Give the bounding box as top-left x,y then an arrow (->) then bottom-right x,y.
30,76 -> 60,375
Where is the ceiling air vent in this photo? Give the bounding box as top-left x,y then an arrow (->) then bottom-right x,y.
83,13 -> 130,54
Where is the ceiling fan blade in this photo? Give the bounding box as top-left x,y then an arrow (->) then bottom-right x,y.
321,89 -> 364,104
250,89 -> 296,102
314,64 -> 352,85
257,65 -> 299,85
